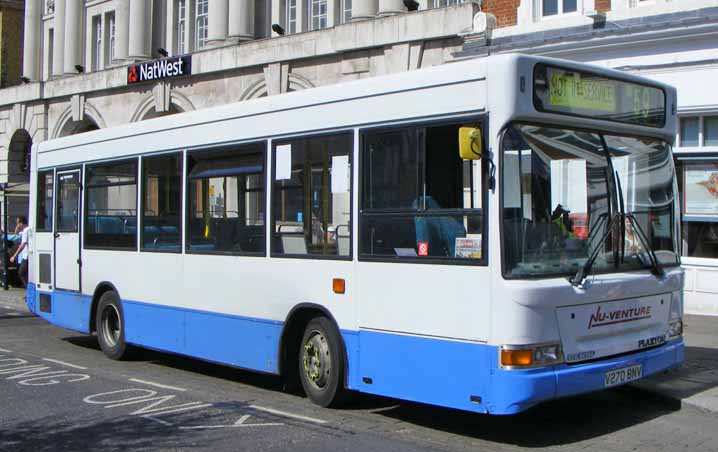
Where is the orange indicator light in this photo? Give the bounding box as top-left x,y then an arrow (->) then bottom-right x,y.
501,349 -> 533,367
332,278 -> 346,294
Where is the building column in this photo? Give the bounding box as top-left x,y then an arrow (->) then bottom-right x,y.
22,0 -> 42,80
377,0 -> 405,16
128,0 -> 151,60
114,0 -> 130,61
351,0 -> 378,21
52,0 -> 65,77
208,0 -> 229,45
228,0 -> 255,42
63,0 -> 82,74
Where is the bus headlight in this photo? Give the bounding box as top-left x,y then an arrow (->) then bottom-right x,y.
500,343 -> 564,368
668,293 -> 683,338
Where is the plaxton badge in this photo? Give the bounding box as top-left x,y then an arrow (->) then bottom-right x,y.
127,55 -> 192,85
588,305 -> 652,329
638,334 -> 666,349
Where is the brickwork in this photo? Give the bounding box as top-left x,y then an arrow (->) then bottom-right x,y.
0,3 -> 24,88
482,0 -> 522,27
595,0 -> 611,13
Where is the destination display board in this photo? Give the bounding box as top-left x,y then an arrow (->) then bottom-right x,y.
533,64 -> 666,128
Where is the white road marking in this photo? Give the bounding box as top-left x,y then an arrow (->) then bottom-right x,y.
42,358 -> 88,370
179,415 -> 284,430
129,378 -> 187,392
142,415 -> 174,427
126,403 -> 214,416
248,405 -> 328,424
0,348 -> 13,353
235,414 -> 251,425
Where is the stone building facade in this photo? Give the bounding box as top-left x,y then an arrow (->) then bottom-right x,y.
2,0 -> 718,313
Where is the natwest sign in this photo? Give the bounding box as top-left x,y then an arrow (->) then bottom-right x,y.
127,55 -> 192,85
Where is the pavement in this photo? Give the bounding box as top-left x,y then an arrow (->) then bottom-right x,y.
2,287 -> 717,416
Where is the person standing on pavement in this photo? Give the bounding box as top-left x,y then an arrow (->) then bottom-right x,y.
10,216 -> 29,287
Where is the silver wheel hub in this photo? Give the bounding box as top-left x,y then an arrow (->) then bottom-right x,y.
100,305 -> 121,347
302,330 -> 332,390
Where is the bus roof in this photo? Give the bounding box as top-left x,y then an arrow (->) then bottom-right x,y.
36,53 -> 677,167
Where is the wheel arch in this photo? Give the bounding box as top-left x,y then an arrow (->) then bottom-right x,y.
89,281 -> 121,333
278,303 -> 349,390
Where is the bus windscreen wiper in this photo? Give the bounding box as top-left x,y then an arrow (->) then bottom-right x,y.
570,212 -> 620,287
625,213 -> 665,278
613,170 -> 665,278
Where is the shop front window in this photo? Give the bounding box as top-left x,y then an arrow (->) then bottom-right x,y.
680,161 -> 718,259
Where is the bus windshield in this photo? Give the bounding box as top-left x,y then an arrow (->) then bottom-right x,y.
501,123 -> 680,279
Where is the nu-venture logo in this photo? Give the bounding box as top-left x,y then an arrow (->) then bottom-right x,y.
587,305 -> 652,329
127,55 -> 192,85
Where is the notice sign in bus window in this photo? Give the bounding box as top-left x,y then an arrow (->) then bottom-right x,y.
533,64 -> 665,128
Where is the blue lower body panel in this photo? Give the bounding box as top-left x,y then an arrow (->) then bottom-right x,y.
122,300 -> 283,374
29,286 -> 684,415
30,285 -> 92,334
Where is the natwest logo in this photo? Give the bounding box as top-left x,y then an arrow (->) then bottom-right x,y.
127,55 -> 192,85
587,305 -> 652,329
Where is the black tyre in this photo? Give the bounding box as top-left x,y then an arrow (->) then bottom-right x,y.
298,317 -> 347,407
95,291 -> 127,360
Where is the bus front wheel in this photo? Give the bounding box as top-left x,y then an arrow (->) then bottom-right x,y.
96,291 -> 128,360
299,317 -> 347,407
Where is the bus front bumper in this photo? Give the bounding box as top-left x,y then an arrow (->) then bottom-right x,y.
486,338 -> 684,415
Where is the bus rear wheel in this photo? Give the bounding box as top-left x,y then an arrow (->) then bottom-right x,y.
96,291 -> 128,360
299,317 -> 347,407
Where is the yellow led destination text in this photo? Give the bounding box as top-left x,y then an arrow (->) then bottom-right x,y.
549,72 -> 616,112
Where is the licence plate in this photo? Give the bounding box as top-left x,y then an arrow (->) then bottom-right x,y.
604,364 -> 643,388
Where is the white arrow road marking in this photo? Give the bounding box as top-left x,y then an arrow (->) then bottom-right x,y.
42,358 -> 88,370
248,405 -> 328,424
178,414 -> 284,430
235,414 -> 251,425
129,378 -> 187,392
142,415 -> 174,427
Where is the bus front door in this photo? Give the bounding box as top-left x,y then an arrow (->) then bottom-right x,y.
54,170 -> 82,292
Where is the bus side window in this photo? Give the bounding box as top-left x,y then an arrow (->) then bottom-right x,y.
271,132 -> 353,258
85,159 -> 138,250
37,171 -> 54,232
186,143 -> 266,255
141,153 -> 182,252
360,122 -> 484,261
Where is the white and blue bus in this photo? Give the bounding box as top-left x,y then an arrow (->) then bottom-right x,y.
27,54 -> 684,415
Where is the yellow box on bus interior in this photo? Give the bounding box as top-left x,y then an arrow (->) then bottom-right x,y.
459,127 -> 482,160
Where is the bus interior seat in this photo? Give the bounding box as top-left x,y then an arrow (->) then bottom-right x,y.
336,224 -> 350,256
278,225 -> 307,254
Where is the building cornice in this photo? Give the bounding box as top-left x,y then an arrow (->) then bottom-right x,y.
456,6 -> 718,61
0,3 -> 479,107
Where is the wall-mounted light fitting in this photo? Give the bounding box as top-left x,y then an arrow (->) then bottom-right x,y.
271,23 -> 285,35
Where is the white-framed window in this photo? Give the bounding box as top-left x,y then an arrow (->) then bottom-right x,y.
432,0 -> 465,7
46,28 -> 54,79
106,12 -> 116,65
541,0 -> 578,17
286,0 -> 297,34
679,116 -> 718,148
310,0 -> 328,30
195,0 -> 209,49
177,0 -> 187,54
342,0 -> 352,23
92,15 -> 102,71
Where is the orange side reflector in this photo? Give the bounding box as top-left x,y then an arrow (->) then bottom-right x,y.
501,349 -> 533,367
332,278 -> 346,294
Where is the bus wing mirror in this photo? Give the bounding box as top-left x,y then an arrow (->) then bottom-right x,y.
459,127 -> 483,160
